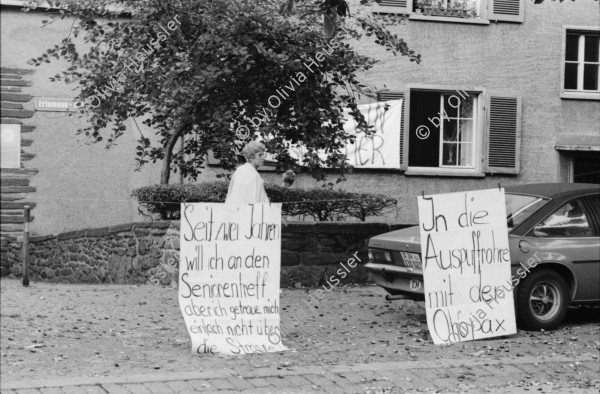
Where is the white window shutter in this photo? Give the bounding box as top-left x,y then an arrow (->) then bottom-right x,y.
489,0 -> 524,23
377,90 -> 406,170
484,95 -> 521,175
375,0 -> 412,15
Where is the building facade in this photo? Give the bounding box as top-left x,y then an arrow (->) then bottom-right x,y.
293,0 -> 599,222
1,0 -> 599,241
1,3 -> 162,239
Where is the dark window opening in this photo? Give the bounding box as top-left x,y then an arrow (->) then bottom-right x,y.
409,91 -> 440,167
564,31 -> 600,92
408,90 -> 477,168
574,151 -> 600,184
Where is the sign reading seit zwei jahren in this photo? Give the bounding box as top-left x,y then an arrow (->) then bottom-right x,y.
178,203 -> 288,355
417,188 -> 517,345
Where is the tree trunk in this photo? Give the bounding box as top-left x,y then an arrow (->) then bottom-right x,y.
160,122 -> 188,185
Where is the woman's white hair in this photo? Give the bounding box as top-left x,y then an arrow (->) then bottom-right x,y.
242,141 -> 266,161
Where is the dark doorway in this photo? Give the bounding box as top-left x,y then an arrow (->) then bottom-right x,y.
573,151 -> 600,184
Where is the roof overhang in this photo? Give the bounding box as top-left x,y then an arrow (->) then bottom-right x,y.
555,135 -> 600,152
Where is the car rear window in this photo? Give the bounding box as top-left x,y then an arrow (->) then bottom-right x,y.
532,199 -> 594,237
506,193 -> 548,232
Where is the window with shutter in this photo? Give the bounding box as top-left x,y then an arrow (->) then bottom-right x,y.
485,96 -> 521,175
377,88 -> 521,177
376,90 -> 406,169
375,0 -> 524,24
402,87 -> 485,176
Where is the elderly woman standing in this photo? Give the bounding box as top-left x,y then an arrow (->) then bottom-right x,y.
225,141 -> 269,204
281,170 -> 296,187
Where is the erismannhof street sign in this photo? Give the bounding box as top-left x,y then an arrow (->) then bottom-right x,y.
34,97 -> 78,112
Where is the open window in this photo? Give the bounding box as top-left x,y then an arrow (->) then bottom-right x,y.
407,90 -> 478,170
378,87 -> 521,176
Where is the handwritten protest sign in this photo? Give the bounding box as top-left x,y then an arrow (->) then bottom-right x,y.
284,100 -> 402,169
417,188 -> 517,345
179,203 -> 288,355
341,99 -> 402,169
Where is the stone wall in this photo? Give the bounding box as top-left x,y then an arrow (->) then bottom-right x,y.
2,221 -> 413,287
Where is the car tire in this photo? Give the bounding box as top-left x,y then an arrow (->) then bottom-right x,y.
516,269 -> 569,330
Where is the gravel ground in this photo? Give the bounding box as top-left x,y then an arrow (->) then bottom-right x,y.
1,278 -> 599,391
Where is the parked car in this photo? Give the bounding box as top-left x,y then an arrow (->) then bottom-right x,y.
365,183 -> 600,330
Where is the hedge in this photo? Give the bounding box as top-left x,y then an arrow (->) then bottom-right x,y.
132,181 -> 397,222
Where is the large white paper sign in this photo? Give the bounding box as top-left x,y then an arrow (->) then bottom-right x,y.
341,99 -> 402,169
285,99 -> 402,169
179,203 -> 288,355
417,189 -> 517,345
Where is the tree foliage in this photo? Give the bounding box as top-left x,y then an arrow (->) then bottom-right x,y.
26,0 -> 419,184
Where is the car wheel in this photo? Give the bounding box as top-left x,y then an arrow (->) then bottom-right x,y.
517,269 -> 569,330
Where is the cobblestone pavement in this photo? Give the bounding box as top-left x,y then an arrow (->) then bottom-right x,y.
1,279 -> 599,393
1,355 -> 599,393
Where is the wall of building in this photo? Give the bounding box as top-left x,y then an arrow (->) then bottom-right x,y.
195,1 -> 600,224
333,0 -> 600,222
1,9 -> 162,236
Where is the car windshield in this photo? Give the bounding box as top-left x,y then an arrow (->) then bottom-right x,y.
505,193 -> 549,233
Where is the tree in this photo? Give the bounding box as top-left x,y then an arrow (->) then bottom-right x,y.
27,0 -> 420,184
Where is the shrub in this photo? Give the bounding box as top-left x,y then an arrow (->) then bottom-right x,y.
345,193 -> 398,221
132,182 -> 397,221
132,182 -> 228,220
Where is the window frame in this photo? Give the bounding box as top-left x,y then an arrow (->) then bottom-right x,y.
561,26 -> 600,101
403,84 -> 487,177
437,93 -> 479,169
409,0 -> 490,25
408,13 -> 490,26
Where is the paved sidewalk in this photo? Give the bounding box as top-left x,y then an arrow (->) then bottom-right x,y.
1,354 -> 599,393
2,280 -> 599,393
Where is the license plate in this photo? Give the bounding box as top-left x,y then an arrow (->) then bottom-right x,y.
410,279 -> 422,291
401,252 -> 422,270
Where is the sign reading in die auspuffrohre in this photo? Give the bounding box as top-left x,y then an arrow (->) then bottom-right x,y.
179,203 -> 288,355
417,188 -> 517,345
